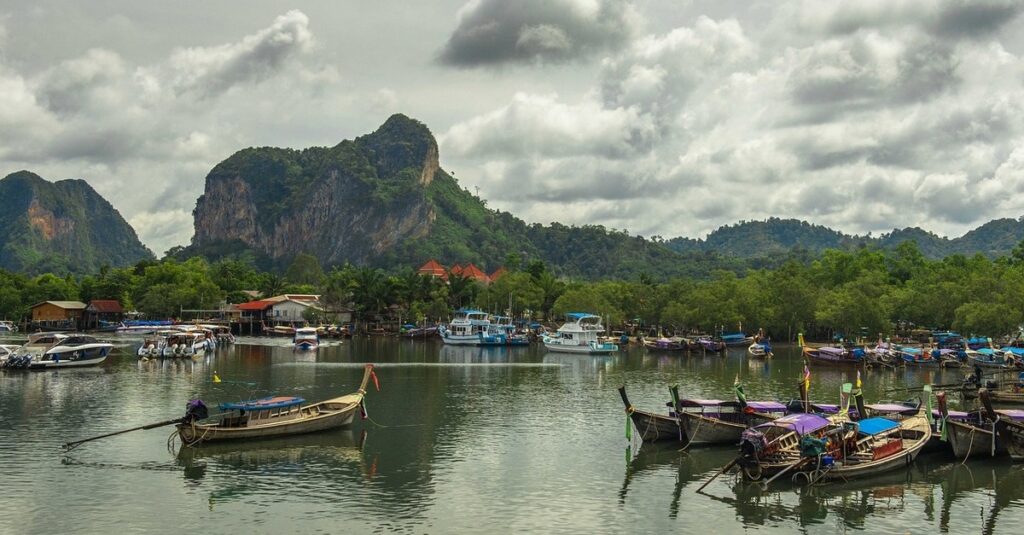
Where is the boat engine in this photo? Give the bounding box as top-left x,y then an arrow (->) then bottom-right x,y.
182,399 -> 208,423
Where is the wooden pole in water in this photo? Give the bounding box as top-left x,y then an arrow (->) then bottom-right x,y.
696,456 -> 740,493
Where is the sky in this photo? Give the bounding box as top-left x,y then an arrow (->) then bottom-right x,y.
2,0 -> 1024,256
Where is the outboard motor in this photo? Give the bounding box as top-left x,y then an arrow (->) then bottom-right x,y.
182,399 -> 209,423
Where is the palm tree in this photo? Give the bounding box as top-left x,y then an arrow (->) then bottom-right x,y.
446,271 -> 480,310
259,273 -> 287,299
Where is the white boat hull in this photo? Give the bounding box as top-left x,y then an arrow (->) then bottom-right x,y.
543,341 -> 618,354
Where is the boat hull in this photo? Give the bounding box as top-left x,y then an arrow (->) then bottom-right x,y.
628,409 -> 684,443
544,341 -> 618,354
995,419 -> 1024,461
678,414 -> 746,445
178,396 -> 361,444
945,420 -> 1004,459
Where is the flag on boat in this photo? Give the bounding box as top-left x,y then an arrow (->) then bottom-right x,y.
803,365 -> 811,393
856,370 -> 862,389
734,375 -> 746,405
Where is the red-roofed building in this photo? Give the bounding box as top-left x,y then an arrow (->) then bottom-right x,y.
449,264 -> 464,276
461,263 -> 489,283
84,299 -> 124,330
418,260 -> 447,278
488,267 -> 507,282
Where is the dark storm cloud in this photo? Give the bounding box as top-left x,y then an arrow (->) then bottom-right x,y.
437,0 -> 636,67
930,0 -> 1024,37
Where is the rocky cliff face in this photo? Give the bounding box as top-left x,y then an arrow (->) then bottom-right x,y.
192,114 -> 441,265
0,170 -> 154,274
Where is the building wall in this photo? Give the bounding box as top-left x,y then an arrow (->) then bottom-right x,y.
271,301 -> 315,322
32,303 -> 83,322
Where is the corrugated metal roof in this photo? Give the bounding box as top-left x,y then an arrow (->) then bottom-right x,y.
32,301 -> 87,310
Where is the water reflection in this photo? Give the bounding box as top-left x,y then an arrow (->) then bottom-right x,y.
6,339 -> 1024,533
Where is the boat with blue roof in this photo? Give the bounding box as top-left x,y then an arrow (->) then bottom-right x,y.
177,364 -> 377,445
543,313 -> 618,354
438,309 -> 491,345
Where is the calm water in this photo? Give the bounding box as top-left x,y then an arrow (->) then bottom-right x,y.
2,338 -> 1023,534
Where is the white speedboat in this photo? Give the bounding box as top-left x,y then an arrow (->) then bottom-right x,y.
8,333 -> 113,369
438,309 -> 491,345
294,327 -> 319,350
162,331 -> 208,358
543,313 -> 618,354
0,321 -> 18,333
137,329 -> 178,358
0,344 -> 20,362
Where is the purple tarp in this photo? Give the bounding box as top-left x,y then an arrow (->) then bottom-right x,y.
932,409 -> 969,419
745,401 -> 788,411
866,403 -> 917,413
996,409 -> 1024,421
758,413 -> 831,435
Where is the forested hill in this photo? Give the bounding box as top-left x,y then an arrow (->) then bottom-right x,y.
183,114 -> 729,280
664,217 -> 1024,260
0,171 -> 154,274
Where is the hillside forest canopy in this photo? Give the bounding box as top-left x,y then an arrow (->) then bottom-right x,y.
6,240 -> 1024,341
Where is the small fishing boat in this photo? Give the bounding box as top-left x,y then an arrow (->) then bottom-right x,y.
543,313 -> 618,354
438,309 -> 491,345
162,331 -> 208,358
747,341 -> 773,359
0,320 -> 18,333
293,327 -> 319,350
738,411 -> 931,484
137,329 -> 178,358
695,336 -> 726,353
967,347 -> 1022,369
482,316 -> 530,346
618,386 -> 684,443
936,391 -> 1007,459
644,336 -> 687,352
897,346 -> 942,366
403,325 -> 439,339
4,333 -> 113,369
177,364 -> 378,445
676,399 -> 786,446
803,345 -> 865,366
980,389 -> 1024,461
721,332 -> 754,346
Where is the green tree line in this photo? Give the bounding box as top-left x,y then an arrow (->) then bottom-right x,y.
3,242 -> 1024,340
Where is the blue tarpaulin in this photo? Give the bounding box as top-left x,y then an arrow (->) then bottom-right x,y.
857,417 -> 899,436
220,396 -> 305,411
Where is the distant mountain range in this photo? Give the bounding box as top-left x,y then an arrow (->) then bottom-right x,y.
0,171 -> 153,274
664,217 -> 1024,259
7,114 -> 1024,279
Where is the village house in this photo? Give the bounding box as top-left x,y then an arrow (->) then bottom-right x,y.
30,301 -> 87,330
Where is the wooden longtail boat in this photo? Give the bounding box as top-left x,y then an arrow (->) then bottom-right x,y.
738,410 -> 931,484
177,364 -> 377,446
803,345 -> 865,366
981,388 -> 1024,461
618,386 -> 683,443
676,399 -> 785,446
937,391 -> 1006,459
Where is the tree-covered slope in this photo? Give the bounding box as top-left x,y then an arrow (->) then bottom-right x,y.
0,171 -> 154,274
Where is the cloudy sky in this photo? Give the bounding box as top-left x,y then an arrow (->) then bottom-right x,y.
2,1 -> 1024,255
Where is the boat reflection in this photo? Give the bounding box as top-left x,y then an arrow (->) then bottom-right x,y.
622,444 -> 1024,532
176,430 -> 372,506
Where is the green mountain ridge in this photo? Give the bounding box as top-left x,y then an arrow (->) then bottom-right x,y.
0,170 -> 154,274
664,216 -> 1024,260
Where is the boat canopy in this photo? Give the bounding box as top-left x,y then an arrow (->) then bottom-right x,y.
933,409 -> 969,419
758,413 -> 830,435
745,401 -> 788,412
857,417 -> 899,436
678,399 -> 729,408
220,396 -> 305,411
818,346 -> 846,355
565,312 -> 600,320
996,409 -> 1024,421
865,403 -> 917,413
